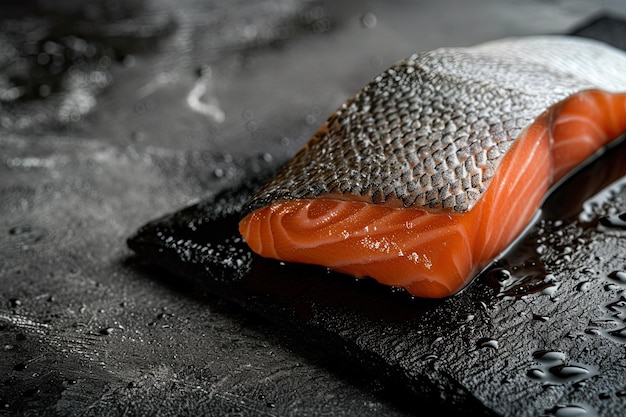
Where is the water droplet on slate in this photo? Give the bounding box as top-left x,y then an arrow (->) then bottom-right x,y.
607,271 -> 626,286
541,283 -> 559,297
463,313 -> 475,322
8,226 -> 31,236
420,353 -> 438,361
546,403 -> 596,417
549,364 -> 591,380
527,368 -> 545,379
360,12 -> 377,29
606,326 -> 626,342
99,327 -> 114,335
8,299 -> 22,308
599,212 -> 626,229
533,350 -> 566,363
533,313 -> 550,322
477,337 -> 498,350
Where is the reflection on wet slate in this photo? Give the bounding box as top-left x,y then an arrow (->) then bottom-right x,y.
0,1 -> 176,130
128,15 -> 626,417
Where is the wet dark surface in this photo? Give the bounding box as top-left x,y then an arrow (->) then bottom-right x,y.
2,1 -> 626,416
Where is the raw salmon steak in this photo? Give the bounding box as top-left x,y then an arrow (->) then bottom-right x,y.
238,36 -> 626,298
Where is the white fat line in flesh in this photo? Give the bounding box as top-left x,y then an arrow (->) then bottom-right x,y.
554,113 -> 606,140
475,124 -> 550,261
295,200 -> 362,231
560,111 -> 607,136
575,90 -> 603,111
239,218 -> 254,247
278,205 -> 351,247
280,201 -> 411,247
338,207 -> 425,239
506,155 -> 550,245
552,134 -> 598,152
265,211 -> 282,258
299,200 -> 345,227
445,224 -> 474,284
246,211 -> 270,257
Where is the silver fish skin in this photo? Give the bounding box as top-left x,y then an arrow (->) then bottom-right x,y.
243,36 -> 626,214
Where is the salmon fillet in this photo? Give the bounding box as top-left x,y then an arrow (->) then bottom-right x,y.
238,36 -> 626,298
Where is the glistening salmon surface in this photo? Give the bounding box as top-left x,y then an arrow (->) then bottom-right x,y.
239,36 -> 626,298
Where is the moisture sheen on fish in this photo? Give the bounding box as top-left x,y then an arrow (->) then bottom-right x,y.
238,36 -> 626,298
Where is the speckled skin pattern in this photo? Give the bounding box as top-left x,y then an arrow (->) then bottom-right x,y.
244,36 -> 626,213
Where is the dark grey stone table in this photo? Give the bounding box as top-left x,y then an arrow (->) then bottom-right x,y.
1,1 -> 626,416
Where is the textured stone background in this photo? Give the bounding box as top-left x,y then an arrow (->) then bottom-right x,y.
1,1 -> 626,416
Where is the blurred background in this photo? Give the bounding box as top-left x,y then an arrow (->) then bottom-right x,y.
1,1 -> 625,416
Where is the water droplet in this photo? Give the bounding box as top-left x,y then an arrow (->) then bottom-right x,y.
493,268 -> 512,282
605,297 -> 626,316
584,327 -> 601,336
527,368 -> 545,379
261,152 -> 273,163
360,12 -> 378,29
541,282 -> 559,297
370,55 -> 384,69
99,327 -> 114,336
462,313 -> 475,322
8,225 -> 31,236
599,212 -> 626,229
419,353 -> 438,361
545,403 -> 597,417
477,337 -> 498,350
606,326 -> 626,342
8,299 -> 22,308
528,350 -> 598,385
549,364 -> 592,380
607,271 -> 626,287
431,336 -> 443,345
246,120 -> 258,132
533,350 -> 566,363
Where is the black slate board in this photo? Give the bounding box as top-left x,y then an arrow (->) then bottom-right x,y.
128,15 -> 626,417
